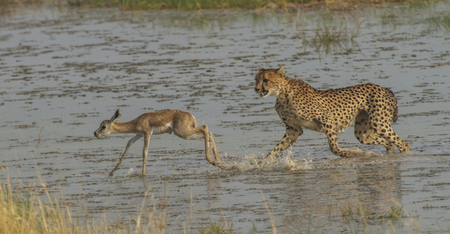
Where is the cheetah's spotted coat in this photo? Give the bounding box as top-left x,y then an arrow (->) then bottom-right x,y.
254,66 -> 410,159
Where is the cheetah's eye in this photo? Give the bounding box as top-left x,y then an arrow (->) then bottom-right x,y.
263,78 -> 268,83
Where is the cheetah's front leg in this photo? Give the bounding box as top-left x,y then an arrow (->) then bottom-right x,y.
264,126 -> 303,161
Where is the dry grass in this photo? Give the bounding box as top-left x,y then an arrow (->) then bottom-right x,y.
0,167 -> 239,234
0,172 -> 164,234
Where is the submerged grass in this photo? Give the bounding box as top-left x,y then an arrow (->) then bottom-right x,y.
426,15 -> 450,32
340,201 -> 404,227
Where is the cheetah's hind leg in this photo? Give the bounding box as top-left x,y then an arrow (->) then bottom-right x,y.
326,128 -> 379,158
354,110 -> 394,154
378,125 -> 410,154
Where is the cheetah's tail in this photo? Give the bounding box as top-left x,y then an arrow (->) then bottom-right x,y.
384,87 -> 398,122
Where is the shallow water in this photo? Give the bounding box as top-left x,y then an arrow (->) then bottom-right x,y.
0,2 -> 449,233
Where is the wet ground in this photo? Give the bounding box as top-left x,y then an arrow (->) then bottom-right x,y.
0,2 -> 449,233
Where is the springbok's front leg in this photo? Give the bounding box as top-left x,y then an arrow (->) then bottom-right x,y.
109,134 -> 142,176
141,132 -> 152,176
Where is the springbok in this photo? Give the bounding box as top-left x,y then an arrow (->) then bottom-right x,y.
94,109 -> 221,176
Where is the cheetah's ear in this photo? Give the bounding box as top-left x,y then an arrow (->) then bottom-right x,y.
259,67 -> 264,71
276,66 -> 285,75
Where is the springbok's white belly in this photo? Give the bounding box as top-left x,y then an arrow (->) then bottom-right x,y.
152,122 -> 173,134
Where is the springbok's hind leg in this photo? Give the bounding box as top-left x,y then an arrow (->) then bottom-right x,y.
209,132 -> 221,166
172,122 -> 219,166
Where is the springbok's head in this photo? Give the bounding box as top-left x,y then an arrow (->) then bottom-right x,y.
94,109 -> 121,138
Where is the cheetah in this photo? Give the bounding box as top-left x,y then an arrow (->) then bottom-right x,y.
254,66 -> 410,160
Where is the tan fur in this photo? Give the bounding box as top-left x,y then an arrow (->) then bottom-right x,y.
254,66 -> 410,160
94,109 -> 221,176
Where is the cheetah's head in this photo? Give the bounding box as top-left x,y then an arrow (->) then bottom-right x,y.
254,66 -> 285,98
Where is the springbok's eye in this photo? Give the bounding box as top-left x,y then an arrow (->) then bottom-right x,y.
101,125 -> 106,130
263,78 -> 268,83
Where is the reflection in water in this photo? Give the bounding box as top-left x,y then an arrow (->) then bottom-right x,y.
265,158 -> 403,233
0,1 -> 449,233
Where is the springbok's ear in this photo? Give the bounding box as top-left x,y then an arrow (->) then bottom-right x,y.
111,109 -> 121,122
276,66 -> 285,75
259,67 -> 264,71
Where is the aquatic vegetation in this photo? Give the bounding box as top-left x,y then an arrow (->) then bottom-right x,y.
0,0 -> 446,10
118,0 -> 303,10
198,217 -> 234,234
340,201 -> 404,226
301,19 -> 361,56
381,13 -> 398,29
65,0 -> 313,10
426,15 -> 450,32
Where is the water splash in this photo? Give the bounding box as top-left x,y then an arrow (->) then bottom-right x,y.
217,150 -> 312,172
127,167 -> 140,176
